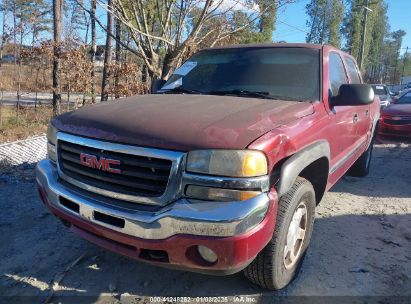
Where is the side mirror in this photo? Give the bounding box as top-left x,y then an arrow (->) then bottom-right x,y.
151,79 -> 166,94
331,84 -> 375,107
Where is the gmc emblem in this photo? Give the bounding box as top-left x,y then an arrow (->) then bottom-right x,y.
79,153 -> 121,174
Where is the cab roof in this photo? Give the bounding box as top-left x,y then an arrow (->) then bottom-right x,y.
208,43 -> 324,50
206,43 -> 354,59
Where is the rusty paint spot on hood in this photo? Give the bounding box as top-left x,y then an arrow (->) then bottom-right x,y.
52,94 -> 314,151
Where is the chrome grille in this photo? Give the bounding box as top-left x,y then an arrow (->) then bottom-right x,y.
56,133 -> 184,205
58,141 -> 172,196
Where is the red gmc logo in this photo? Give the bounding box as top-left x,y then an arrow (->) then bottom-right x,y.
79,153 -> 121,174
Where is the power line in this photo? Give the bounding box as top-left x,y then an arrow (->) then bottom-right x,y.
276,20 -> 310,35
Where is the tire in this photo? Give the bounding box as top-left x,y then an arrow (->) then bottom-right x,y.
244,177 -> 316,290
348,135 -> 375,177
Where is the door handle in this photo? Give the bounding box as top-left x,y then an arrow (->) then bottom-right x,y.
353,113 -> 359,123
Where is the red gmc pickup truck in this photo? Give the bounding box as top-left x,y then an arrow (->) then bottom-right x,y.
36,43 -> 380,290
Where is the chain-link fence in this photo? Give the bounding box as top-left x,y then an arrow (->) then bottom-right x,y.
0,136 -> 47,173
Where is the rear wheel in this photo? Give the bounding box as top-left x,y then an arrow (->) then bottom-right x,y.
348,135 -> 375,177
244,177 -> 316,290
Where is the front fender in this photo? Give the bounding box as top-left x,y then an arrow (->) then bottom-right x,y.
277,140 -> 330,197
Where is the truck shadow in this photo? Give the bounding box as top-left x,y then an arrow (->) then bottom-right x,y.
34,212 -> 411,301
329,139 -> 411,198
1,138 -> 410,302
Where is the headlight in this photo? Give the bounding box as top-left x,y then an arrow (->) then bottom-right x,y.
186,150 -> 268,177
47,123 -> 58,162
47,123 -> 57,145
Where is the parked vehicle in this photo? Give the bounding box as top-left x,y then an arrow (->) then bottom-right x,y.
36,43 -> 380,290
1,54 -> 17,63
379,92 -> 411,138
372,84 -> 393,107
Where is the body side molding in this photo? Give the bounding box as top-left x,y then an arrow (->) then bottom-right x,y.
367,112 -> 380,149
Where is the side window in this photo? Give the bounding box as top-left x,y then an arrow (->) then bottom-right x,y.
345,57 -> 361,84
329,52 -> 348,96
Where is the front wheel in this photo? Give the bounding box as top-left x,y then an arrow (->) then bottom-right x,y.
244,177 -> 316,290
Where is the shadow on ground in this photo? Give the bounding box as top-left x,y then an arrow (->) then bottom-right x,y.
0,138 -> 410,303
2,212 -> 409,302
330,138 -> 411,198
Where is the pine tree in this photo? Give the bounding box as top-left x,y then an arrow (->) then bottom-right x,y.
256,0 -> 277,42
365,0 -> 389,81
306,0 -> 344,48
0,0 -> 10,66
29,0 -> 52,47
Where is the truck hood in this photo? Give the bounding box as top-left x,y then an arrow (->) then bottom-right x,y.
53,94 -> 314,151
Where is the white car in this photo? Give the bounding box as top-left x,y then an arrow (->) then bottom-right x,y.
372,84 -> 394,107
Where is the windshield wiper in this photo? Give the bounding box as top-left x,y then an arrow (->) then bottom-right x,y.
162,86 -> 202,94
206,89 -> 276,99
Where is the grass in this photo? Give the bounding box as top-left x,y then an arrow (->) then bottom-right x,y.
0,62 -> 100,144
0,61 -> 143,144
0,105 -> 53,143
0,63 -> 53,93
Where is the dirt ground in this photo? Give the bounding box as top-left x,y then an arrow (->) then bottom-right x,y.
0,138 -> 410,303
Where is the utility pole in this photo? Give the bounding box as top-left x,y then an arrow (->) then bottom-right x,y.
358,0 -> 372,71
400,47 -> 409,88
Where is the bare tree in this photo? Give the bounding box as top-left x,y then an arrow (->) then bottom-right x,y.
12,0 -> 16,65
75,0 -> 292,84
0,0 -> 9,67
0,0 -> 8,127
90,0 -> 96,103
100,0 -> 113,102
114,17 -> 121,99
53,0 -> 62,116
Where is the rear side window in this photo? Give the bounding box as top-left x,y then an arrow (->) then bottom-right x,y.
329,52 -> 348,96
345,57 -> 361,84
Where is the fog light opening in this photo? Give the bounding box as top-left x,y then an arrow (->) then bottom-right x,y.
197,245 -> 218,264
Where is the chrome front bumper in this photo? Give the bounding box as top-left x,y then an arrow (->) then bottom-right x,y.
36,159 -> 271,240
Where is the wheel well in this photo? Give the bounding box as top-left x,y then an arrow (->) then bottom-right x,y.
298,157 -> 329,204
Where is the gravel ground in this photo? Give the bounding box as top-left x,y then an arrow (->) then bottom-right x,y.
0,137 -> 410,303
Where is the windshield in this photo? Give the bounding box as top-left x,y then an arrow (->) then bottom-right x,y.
397,93 -> 411,104
161,47 -> 320,101
372,85 -> 388,96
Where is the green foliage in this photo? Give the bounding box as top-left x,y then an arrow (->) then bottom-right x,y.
341,0 -> 407,83
29,0 -> 52,43
342,0 -> 363,56
256,0 -> 277,42
306,0 -> 344,48
1,0 -> 52,45
402,52 -> 411,77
